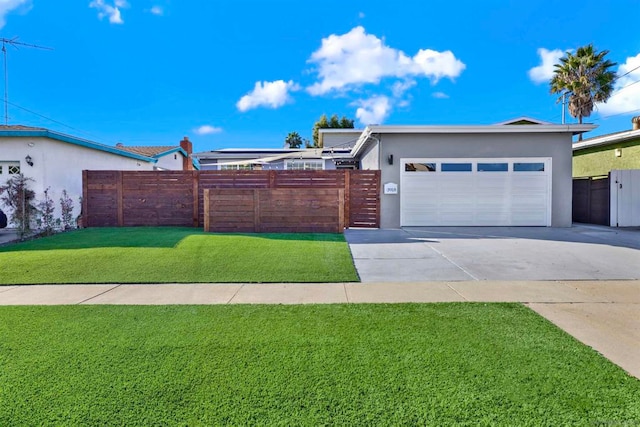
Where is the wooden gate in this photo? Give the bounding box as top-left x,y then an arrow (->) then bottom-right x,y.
572,176 -> 610,225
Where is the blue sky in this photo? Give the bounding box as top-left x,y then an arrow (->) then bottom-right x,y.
2,0 -> 640,153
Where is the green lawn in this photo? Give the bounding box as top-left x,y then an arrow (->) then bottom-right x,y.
0,227 -> 358,284
0,304 -> 638,425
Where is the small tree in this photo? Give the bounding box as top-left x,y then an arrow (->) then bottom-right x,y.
0,174 -> 37,236
284,131 -> 303,149
36,187 -> 56,236
60,190 -> 75,230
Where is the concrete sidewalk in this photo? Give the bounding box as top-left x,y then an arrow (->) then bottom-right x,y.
1,280 -> 639,379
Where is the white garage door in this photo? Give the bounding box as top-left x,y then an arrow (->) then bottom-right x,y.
400,158 -> 552,226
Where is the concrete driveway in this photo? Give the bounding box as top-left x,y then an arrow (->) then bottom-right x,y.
345,224 -> 640,282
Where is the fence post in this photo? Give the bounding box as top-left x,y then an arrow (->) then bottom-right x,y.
253,189 -> 260,232
375,171 -> 381,228
344,170 -> 351,229
269,170 -> 276,188
203,189 -> 210,232
192,171 -> 200,227
338,188 -> 345,233
82,170 -> 89,228
116,171 -> 124,227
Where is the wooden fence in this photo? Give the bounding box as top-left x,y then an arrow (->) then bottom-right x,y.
204,188 -> 345,233
82,170 -> 380,230
572,176 -> 610,225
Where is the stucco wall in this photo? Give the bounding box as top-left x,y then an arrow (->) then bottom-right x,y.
374,132 -> 574,228
573,139 -> 640,177
0,137 -> 155,225
359,139 -> 380,171
321,131 -> 361,149
155,151 -> 185,170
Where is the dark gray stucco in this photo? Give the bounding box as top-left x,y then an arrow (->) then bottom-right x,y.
359,132 -> 574,228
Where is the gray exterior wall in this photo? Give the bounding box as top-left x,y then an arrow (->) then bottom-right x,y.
368,132 -> 573,228
322,132 -> 361,149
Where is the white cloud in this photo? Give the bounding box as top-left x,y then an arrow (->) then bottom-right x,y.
432,92 -> 449,99
391,80 -> 416,98
89,0 -> 128,24
194,125 -> 222,135
0,0 -> 30,29
353,96 -> 391,125
236,80 -> 300,112
307,26 -> 465,95
150,5 -> 163,15
528,48 -> 565,84
597,53 -> 640,116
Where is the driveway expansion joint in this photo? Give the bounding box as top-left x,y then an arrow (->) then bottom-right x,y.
226,284 -> 245,304
77,284 -> 122,305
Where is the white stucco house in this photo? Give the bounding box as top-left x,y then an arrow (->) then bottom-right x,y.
0,125 -> 197,226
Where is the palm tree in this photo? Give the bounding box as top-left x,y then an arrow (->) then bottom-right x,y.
550,45 -> 616,132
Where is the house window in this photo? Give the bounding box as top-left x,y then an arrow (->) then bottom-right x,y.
405,162 -> 436,172
478,162 -> 508,172
0,162 -> 20,176
285,160 -> 323,170
514,162 -> 545,172
220,164 -> 253,170
441,163 -> 472,172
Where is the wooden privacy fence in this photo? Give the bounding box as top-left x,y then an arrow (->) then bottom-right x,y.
204,188 -> 345,233
82,170 -> 380,230
572,176 -> 610,226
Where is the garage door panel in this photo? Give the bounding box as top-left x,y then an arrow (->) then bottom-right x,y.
401,158 -> 551,226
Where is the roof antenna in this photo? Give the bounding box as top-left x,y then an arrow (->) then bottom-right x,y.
1,37 -> 53,126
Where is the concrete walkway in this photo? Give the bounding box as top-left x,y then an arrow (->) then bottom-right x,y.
1,279 -> 639,379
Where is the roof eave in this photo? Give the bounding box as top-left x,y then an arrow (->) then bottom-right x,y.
573,129 -> 640,151
350,124 -> 597,157
0,129 -> 157,163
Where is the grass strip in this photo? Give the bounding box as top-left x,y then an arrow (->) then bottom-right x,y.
0,227 -> 358,284
0,304 -> 638,425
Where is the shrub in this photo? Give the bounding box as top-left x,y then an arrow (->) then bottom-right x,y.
60,190 -> 75,230
0,174 -> 37,236
36,187 -> 56,236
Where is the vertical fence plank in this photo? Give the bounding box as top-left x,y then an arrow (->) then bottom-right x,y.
116,171 -> 124,227
253,189 -> 260,233
82,170 -> 88,228
338,188 -> 345,233
203,189 -> 210,232
192,170 -> 200,227
344,170 -> 350,229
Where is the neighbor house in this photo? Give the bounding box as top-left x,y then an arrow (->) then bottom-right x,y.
194,129 -> 361,170
573,116 -> 640,178
0,125 -> 197,226
572,117 -> 640,227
